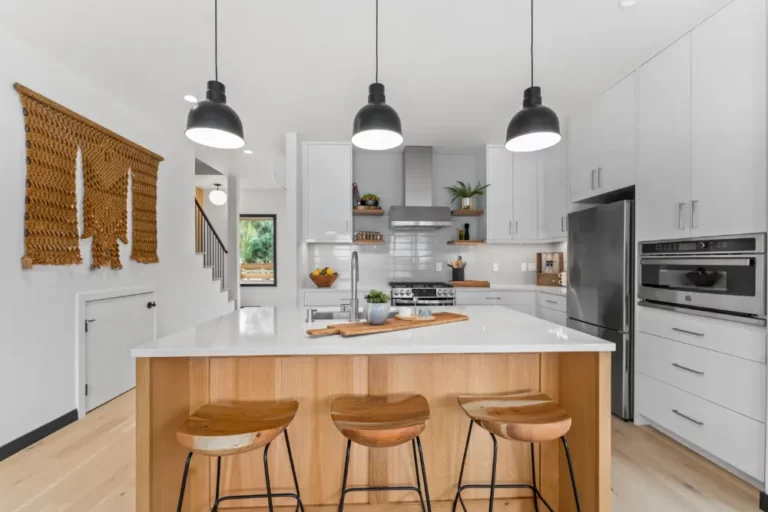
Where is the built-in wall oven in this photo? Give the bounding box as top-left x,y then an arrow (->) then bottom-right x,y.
638,234 -> 766,324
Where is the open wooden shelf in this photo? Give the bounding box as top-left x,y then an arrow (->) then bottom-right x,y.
447,240 -> 486,245
353,208 -> 385,216
353,239 -> 385,245
451,209 -> 484,216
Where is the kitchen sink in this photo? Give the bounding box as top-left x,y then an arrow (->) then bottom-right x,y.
309,311 -> 356,321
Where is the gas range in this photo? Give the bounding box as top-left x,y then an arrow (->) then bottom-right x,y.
389,282 -> 456,306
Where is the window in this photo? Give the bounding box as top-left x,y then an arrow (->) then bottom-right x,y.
239,214 -> 276,286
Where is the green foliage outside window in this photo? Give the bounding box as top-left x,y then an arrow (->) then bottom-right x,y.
240,218 -> 274,264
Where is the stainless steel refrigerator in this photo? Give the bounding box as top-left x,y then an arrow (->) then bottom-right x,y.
567,200 -> 634,420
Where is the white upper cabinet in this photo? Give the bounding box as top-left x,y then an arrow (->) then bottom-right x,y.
513,152 -> 539,240
302,142 -> 353,243
538,138 -> 568,240
485,146 -> 516,242
569,108 -> 598,203
598,72 -> 636,194
637,34 -> 692,242
690,0 -> 766,237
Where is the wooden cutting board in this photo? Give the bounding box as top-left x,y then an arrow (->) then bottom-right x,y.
451,280 -> 491,288
307,312 -> 469,337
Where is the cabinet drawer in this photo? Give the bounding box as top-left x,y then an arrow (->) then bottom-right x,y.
537,293 -> 566,312
637,373 -> 765,481
537,306 -> 567,326
456,290 -> 534,306
637,305 -> 766,363
636,332 -> 765,421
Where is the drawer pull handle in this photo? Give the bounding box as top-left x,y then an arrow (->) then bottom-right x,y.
545,300 -> 558,305
672,327 -> 704,337
486,297 -> 502,300
672,409 -> 704,426
671,363 -> 705,376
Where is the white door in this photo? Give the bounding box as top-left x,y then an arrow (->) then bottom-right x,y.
85,292 -> 155,411
691,0 -> 766,237
485,146 -> 516,242
513,153 -> 538,240
598,72 -> 637,194
636,34 -> 692,242
303,142 -> 353,243
538,139 -> 568,240
569,108 -> 598,203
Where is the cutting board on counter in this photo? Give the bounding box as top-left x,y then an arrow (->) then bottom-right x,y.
451,280 -> 490,288
307,312 -> 469,337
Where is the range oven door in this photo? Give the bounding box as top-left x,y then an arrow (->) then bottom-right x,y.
639,254 -> 765,317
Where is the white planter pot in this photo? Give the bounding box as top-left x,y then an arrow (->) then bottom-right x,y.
461,197 -> 473,210
365,302 -> 391,325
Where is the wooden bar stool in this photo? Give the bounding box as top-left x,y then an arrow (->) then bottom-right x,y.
453,392 -> 581,512
175,400 -> 304,512
331,394 -> 433,512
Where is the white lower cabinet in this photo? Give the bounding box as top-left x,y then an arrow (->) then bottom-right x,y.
637,373 -> 765,481
537,306 -> 566,326
455,290 -> 535,313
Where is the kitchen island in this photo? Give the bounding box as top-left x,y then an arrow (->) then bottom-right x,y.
133,306 -> 614,512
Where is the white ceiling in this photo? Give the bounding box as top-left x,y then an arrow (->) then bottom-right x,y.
1,0 -> 730,187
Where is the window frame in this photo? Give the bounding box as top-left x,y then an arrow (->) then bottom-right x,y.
239,213 -> 277,287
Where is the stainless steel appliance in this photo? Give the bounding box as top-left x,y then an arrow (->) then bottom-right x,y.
638,234 -> 766,324
389,282 -> 456,306
567,200 -> 634,420
388,147 -> 453,230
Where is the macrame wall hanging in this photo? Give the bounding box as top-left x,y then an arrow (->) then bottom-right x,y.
15,83 -> 163,270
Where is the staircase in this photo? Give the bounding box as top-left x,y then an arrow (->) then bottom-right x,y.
195,199 -> 235,315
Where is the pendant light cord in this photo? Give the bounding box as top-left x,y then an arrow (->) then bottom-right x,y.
215,0 -> 219,81
530,0 -> 534,88
375,0 -> 379,83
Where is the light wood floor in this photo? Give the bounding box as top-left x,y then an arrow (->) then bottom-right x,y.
0,390 -> 759,512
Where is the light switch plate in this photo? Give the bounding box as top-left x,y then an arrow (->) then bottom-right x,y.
492,263 -> 499,272
520,262 -> 527,271
527,262 -> 536,272
436,262 -> 442,272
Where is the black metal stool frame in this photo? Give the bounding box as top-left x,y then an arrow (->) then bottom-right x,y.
176,428 -> 305,512
338,436 -> 432,512
451,420 -> 582,512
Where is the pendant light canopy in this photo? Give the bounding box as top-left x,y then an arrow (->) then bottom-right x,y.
505,0 -> 561,153
185,0 -> 245,149
209,183 -> 227,206
352,0 -> 403,151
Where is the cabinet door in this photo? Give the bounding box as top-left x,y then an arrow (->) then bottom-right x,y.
538,139 -> 568,240
691,0 -> 766,237
569,108 -> 598,203
513,153 -> 538,240
485,146 -> 515,242
303,143 -> 353,242
636,35 -> 692,242
598,72 -> 637,193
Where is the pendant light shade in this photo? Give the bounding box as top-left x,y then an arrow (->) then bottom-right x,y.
352,83 -> 403,151
505,0 -> 561,153
209,183 -> 227,206
351,0 -> 403,151
185,0 -> 245,149
186,81 -> 245,149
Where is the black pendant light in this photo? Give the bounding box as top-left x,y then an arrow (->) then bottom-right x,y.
185,0 -> 245,149
505,0 -> 561,153
351,0 -> 403,151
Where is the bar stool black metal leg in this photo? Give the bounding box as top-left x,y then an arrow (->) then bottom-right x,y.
415,436 -> 433,512
284,429 -> 305,512
212,456 -> 222,512
530,443 -> 540,512
338,439 -> 352,512
176,452 -> 193,512
263,442 -> 275,512
488,433 -> 499,512
561,437 -> 582,512
412,439 -> 427,512
452,420 -> 473,512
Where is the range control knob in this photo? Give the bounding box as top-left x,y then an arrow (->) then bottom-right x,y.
406,289 -> 413,296
697,242 -> 707,250
448,289 -> 455,296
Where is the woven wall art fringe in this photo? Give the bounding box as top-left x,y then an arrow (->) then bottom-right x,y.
14,83 -> 163,270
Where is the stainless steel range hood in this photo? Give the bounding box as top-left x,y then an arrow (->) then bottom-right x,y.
389,146 -> 452,230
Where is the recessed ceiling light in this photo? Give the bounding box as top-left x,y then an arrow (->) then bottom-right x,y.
243,149 -> 253,154
183,94 -> 198,103
619,0 -> 638,8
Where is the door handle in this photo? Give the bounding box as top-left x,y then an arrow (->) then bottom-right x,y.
545,299 -> 558,305
672,327 -> 705,337
591,169 -> 596,190
515,221 -> 519,235
678,203 -> 685,230
691,200 -> 699,229
671,363 -> 705,376
146,301 -> 156,309
561,217 -> 564,232
672,409 -> 704,426
509,221 -> 512,236
597,167 -> 602,188
485,297 -> 502,300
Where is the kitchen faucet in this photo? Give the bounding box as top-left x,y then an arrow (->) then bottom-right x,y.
350,251 -> 359,321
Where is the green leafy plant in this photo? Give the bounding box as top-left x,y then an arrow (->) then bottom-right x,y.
365,290 -> 390,304
361,193 -> 380,201
444,181 -> 491,204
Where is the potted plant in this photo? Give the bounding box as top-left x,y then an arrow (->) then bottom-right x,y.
364,290 -> 391,325
361,193 -> 380,207
445,181 -> 491,210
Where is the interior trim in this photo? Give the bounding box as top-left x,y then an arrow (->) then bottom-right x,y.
0,409 -> 77,462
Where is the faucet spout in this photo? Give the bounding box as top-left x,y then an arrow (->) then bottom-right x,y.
350,251 -> 360,321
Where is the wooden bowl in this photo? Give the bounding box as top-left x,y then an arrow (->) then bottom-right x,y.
310,273 -> 338,288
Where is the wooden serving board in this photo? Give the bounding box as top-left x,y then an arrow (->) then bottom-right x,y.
307,312 -> 469,337
451,280 -> 491,288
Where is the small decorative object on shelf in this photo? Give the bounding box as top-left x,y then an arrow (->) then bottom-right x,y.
354,232 -> 384,244
352,183 -> 362,206
361,193 -> 380,207
364,290 -> 391,325
448,256 -> 466,282
458,229 -> 465,241
445,181 -> 491,210
310,267 -> 339,288
536,252 -> 564,286
464,223 -> 470,241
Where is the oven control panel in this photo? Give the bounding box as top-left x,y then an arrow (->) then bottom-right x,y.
641,237 -> 759,254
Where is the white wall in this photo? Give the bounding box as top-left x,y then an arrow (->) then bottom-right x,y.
0,30 -> 229,446
202,187 -> 229,247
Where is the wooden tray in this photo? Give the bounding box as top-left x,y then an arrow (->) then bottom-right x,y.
451,280 -> 490,288
307,312 -> 469,337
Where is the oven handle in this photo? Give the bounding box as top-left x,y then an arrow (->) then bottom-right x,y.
640,258 -> 753,267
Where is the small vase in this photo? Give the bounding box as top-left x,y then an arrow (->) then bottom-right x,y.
365,302 -> 391,325
461,197 -> 473,210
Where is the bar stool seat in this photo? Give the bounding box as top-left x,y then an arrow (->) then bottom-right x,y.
457,392 -> 572,443
331,394 -> 430,448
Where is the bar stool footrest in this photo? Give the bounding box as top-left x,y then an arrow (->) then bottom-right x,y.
343,485 -> 423,495
217,492 -> 303,503
454,483 -> 554,512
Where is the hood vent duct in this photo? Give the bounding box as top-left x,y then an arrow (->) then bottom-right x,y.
388,146 -> 452,230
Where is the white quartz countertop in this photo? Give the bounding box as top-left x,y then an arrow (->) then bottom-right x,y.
132,305 -> 611,358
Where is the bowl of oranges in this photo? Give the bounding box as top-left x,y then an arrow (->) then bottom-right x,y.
309,267 -> 339,288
